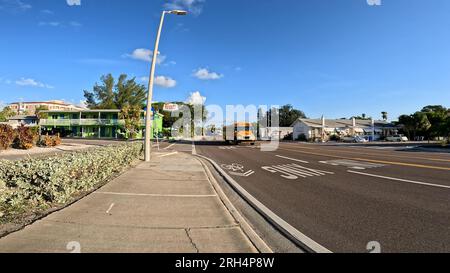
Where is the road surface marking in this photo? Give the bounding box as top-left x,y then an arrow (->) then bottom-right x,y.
196,154 -> 332,253
262,164 -> 334,180
95,192 -> 217,197
221,163 -> 245,172
319,159 -> 385,170
219,146 -> 237,150
347,170 -> 450,189
281,143 -> 450,163
276,155 -> 309,163
164,143 -> 176,150
157,151 -> 178,158
278,147 -> 450,171
106,203 -> 115,214
229,170 -> 255,177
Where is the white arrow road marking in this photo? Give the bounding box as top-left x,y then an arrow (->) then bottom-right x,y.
348,170 -> 450,189
276,155 -> 309,163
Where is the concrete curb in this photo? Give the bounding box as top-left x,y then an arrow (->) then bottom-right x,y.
195,154 -> 333,254
195,157 -> 272,253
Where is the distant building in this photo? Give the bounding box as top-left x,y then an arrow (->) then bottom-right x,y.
39,109 -> 163,139
292,117 -> 399,142
6,115 -> 38,129
8,100 -> 85,115
259,127 -> 293,140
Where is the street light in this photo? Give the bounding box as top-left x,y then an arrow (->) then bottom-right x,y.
144,10 -> 187,162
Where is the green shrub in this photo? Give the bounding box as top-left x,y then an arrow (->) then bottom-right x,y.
14,125 -> 38,150
39,134 -> 62,147
0,124 -> 16,150
0,142 -> 143,219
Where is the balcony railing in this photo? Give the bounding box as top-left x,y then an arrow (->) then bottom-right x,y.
39,119 -> 138,126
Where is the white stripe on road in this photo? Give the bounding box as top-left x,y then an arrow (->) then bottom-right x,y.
106,203 -> 115,214
164,143 -> 176,150
95,192 -> 217,198
157,152 -> 178,158
347,170 -> 450,189
275,155 -> 309,164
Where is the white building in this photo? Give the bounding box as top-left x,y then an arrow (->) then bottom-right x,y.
259,127 -> 293,140
292,117 -> 399,142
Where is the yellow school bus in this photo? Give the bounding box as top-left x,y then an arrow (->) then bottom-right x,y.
223,122 -> 257,145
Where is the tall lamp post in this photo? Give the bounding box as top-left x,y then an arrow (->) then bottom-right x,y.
145,10 -> 187,162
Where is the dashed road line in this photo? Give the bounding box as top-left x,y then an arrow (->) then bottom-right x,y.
347,170 -> 450,189
276,155 -> 309,164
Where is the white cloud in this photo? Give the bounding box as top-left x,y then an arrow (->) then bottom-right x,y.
15,78 -> 54,89
39,21 -> 61,27
70,21 -> 82,27
66,0 -> 81,6
186,91 -> 206,105
41,9 -> 54,14
124,48 -> 166,65
164,0 -> 205,16
193,68 -> 223,80
0,0 -> 32,12
154,76 -> 177,88
139,76 -> 177,88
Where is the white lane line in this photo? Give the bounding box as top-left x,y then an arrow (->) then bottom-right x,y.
164,143 -> 176,150
347,170 -> 450,189
106,203 -> 115,214
95,192 -> 217,198
157,151 -> 178,158
276,155 -> 309,164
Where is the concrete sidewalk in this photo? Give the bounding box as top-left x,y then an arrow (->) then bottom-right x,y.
0,152 -> 258,253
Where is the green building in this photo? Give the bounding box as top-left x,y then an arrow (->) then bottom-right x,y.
39,110 -> 163,139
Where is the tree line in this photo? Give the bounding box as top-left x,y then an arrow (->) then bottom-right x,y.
397,105 -> 450,141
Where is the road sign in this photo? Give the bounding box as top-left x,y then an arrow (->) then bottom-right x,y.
163,103 -> 179,112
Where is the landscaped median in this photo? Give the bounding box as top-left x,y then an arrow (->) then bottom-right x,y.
0,141 -> 143,234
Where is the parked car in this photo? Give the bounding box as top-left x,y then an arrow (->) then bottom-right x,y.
386,135 -> 409,142
342,136 -> 368,143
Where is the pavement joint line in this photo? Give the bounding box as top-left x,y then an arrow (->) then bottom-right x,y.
275,155 -> 309,163
196,156 -> 272,253
43,219 -> 241,230
94,192 -> 218,198
347,170 -> 450,189
196,154 -> 332,253
277,147 -> 450,171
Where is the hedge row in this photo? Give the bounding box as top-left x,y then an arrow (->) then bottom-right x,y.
0,142 -> 143,219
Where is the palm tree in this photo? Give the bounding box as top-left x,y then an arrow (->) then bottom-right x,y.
381,112 -> 388,121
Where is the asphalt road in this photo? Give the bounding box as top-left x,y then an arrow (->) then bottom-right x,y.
186,141 -> 450,253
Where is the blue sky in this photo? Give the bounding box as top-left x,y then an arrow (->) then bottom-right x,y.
1,0 -> 449,121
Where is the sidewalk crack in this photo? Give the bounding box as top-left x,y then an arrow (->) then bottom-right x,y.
185,228 -> 199,253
